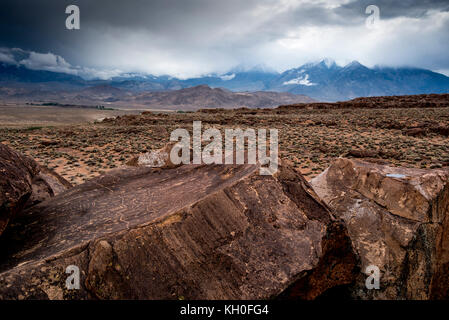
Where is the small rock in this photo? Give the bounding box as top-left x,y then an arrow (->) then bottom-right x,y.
126,142 -> 180,169
403,128 -> 426,137
347,149 -> 378,158
40,139 -> 59,146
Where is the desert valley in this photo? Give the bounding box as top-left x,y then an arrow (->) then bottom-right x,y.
1,94 -> 448,184
2,0 -> 449,306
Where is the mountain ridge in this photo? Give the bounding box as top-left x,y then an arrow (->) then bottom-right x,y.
0,83 -> 315,111
1,59 -> 449,102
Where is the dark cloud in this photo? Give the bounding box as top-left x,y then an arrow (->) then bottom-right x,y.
0,0 -> 448,77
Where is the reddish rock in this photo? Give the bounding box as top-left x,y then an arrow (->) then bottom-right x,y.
126,142 -> 180,169
25,166 -> 72,208
432,126 -> 449,137
403,128 -> 427,137
40,139 -> 59,146
347,149 -> 378,159
0,143 -> 72,235
311,158 -> 449,299
0,161 -> 358,300
0,143 -> 39,235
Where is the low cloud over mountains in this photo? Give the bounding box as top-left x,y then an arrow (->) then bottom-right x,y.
1,56 -> 448,102
0,48 -> 120,80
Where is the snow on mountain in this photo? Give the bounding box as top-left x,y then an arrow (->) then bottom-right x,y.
282,74 -> 316,86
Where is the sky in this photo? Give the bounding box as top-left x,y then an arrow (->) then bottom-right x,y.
0,0 -> 448,79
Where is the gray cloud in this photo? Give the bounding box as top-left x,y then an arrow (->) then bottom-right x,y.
0,47 -> 121,79
0,0 -> 448,78
0,48 -> 16,64
20,51 -> 76,74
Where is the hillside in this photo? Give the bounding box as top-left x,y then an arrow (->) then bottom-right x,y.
0,84 -> 315,110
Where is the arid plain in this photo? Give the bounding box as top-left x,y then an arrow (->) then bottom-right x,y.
1,94 -> 448,185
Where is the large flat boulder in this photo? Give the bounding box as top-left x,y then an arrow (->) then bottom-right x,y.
311,158 -> 449,299
0,162 -> 358,300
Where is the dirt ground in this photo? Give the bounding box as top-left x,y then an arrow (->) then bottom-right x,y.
1,100 -> 449,185
0,104 -> 144,127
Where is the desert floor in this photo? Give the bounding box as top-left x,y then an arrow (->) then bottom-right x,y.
1,105 -> 449,185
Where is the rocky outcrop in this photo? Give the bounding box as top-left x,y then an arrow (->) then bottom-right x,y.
125,142 -> 179,169
311,158 -> 449,299
0,143 -> 72,236
0,143 -> 39,235
0,161 -> 358,300
25,166 -> 72,209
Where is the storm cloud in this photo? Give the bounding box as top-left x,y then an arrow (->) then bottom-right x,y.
0,0 -> 448,78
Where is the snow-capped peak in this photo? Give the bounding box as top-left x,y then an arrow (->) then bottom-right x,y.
343,61 -> 366,69
321,58 -> 336,68
300,58 -> 337,70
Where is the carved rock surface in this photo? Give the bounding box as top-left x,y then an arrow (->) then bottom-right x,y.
311,158 -> 449,299
0,162 -> 358,300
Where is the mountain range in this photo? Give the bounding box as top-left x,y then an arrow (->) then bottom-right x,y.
1,58 -> 449,103
0,80 -> 314,111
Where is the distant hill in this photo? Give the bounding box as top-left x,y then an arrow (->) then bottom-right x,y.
276,93 -> 449,110
126,85 -> 315,110
0,83 -> 314,110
